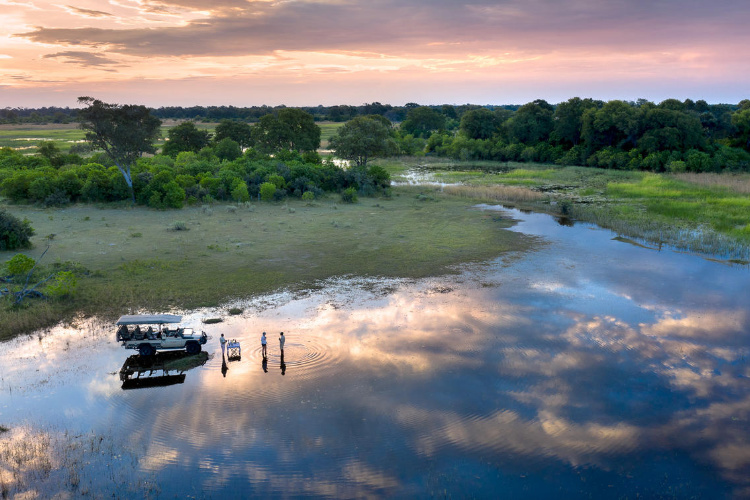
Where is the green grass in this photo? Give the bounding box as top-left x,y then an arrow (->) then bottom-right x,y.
0,125 -> 86,153
605,174 -> 750,239
1,121 -> 342,155
318,121 -> 344,148
0,188 -> 530,340
382,157 -> 750,258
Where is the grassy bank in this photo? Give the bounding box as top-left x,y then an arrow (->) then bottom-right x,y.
0,187 -> 531,339
383,158 -> 750,260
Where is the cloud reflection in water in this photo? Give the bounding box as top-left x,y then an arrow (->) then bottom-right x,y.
0,209 -> 748,498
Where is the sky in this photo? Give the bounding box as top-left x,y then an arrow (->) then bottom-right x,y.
1,0 -> 749,108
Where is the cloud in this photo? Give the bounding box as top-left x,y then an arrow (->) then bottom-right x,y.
42,50 -> 120,68
14,0 -> 750,59
64,5 -> 115,17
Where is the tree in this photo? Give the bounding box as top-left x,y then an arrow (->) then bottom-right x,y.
251,109 -> 320,153
459,108 -> 501,140
731,109 -> 750,150
214,120 -> 253,149
508,100 -> 554,144
638,108 -> 705,154
36,141 -> 60,163
582,100 -> 639,150
0,209 -> 34,251
552,97 -> 600,146
77,97 -> 161,204
214,138 -> 242,162
162,121 -> 211,157
330,116 -> 396,167
400,107 -> 446,138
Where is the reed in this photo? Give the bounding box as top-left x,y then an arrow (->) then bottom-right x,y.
443,184 -> 546,203
671,172 -> 750,194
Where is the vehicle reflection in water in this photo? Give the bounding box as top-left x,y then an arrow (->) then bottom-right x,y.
119,351 -> 209,390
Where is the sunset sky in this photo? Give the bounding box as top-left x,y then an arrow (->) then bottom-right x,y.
1,0 -> 748,108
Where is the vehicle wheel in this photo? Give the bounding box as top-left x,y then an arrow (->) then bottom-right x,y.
139,344 -> 155,356
186,342 -> 201,355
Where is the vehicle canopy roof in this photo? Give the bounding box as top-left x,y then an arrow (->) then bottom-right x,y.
116,314 -> 182,325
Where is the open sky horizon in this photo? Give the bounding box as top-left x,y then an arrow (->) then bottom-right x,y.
1,0 -> 748,109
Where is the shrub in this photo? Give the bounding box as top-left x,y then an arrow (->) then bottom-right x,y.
163,181 -> 186,208
341,187 -> 358,203
6,253 -> 35,275
559,199 -> 573,215
260,182 -> 276,201
43,190 -> 71,207
267,174 -> 286,189
302,191 -> 315,202
231,181 -> 250,203
667,160 -> 687,173
0,210 -> 34,251
46,270 -> 77,298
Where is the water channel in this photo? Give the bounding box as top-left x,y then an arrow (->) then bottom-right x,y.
1,207 -> 749,498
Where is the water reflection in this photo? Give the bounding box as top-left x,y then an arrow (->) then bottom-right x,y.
0,208 -> 748,498
119,351 -> 209,390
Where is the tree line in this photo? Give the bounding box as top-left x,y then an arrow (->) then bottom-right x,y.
0,99 -> 389,208
1,102 -> 507,125
333,98 -> 750,173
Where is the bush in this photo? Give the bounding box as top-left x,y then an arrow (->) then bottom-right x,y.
302,191 -> 315,202
341,187 -> 358,203
260,182 -> 276,201
46,270 -> 77,298
231,181 -> 250,203
163,181 -> 186,208
6,253 -> 35,275
667,160 -> 687,173
0,209 -> 34,251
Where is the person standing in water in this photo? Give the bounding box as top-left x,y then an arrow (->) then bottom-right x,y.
261,331 -> 267,358
220,333 -> 227,354
279,332 -> 285,352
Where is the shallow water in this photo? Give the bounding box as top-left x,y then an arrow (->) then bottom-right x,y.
1,207 -> 749,498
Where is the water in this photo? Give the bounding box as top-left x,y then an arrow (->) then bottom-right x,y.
1,208 -> 749,498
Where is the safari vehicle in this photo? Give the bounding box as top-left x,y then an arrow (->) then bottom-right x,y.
116,314 -> 207,356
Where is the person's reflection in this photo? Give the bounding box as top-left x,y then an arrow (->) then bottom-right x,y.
280,351 -> 286,376
221,354 -> 228,378
262,356 -> 268,373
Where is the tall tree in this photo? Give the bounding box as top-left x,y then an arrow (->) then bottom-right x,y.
162,121 -> 211,157
731,109 -> 750,150
508,100 -> 554,144
251,109 -> 320,153
214,120 -> 253,149
330,116 -> 396,167
400,106 -> 446,138
459,108 -> 501,140
582,100 -> 639,150
552,97 -> 600,146
77,97 -> 161,204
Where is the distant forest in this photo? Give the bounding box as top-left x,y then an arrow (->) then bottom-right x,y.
0,102 -> 514,124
